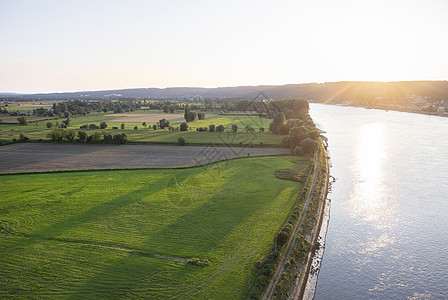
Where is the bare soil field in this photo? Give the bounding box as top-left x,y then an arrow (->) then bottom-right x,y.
0,143 -> 288,173
106,113 -> 215,123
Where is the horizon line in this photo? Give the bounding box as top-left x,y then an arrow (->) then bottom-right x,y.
2,79 -> 448,95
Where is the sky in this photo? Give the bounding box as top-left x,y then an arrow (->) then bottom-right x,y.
1,0 -> 448,93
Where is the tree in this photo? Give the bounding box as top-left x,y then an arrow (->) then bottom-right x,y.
17,116 -> 27,126
100,121 -> 108,129
113,133 -> 127,144
78,131 -> 88,143
180,122 -> 188,131
47,129 -> 65,142
184,105 -> 190,121
231,124 -> 238,133
65,130 -> 76,142
216,125 -> 225,132
134,126 -> 138,130
64,111 -> 71,118
159,119 -> 170,129
63,118 -> 71,126
294,137 -> 319,155
209,124 -> 215,132
142,122 -> 147,127
46,122 -> 53,128
121,123 -> 125,129
19,133 -> 29,142
178,136 -> 186,146
152,124 -> 157,130
269,112 -> 286,134
198,112 -> 205,120
184,105 -> 197,122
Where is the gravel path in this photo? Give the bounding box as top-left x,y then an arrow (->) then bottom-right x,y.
0,143 -> 288,174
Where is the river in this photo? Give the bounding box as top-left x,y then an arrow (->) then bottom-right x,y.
308,104 -> 448,299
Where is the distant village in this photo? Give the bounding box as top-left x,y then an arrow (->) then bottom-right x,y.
322,95 -> 448,117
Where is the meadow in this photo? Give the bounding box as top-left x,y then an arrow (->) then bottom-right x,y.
0,156 -> 307,298
0,109 -> 285,146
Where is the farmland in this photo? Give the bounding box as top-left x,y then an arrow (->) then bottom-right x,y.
0,108 -> 285,146
0,156 -> 308,298
0,143 -> 288,173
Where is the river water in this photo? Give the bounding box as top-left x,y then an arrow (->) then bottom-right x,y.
308,104 -> 448,300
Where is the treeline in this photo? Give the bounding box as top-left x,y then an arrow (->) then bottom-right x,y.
268,99 -> 320,155
47,129 -> 127,144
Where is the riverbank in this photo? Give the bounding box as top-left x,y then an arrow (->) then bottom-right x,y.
291,146 -> 330,299
323,102 -> 448,118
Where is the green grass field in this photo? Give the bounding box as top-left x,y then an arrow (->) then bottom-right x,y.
0,110 -> 285,146
0,156 -> 307,298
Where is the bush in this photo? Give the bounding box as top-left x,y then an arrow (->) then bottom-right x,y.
113,133 -> 127,144
159,119 -> 170,129
216,125 -> 224,132
209,124 -> 215,132
294,137 -> 319,155
100,121 -> 108,129
78,131 -> 88,143
17,116 -> 28,126
180,122 -> 188,131
178,136 -> 186,146
89,124 -> 99,129
19,133 -> 29,142
134,126 -> 138,130
231,124 -> 238,133
121,123 -> 125,129
46,122 -> 53,128
186,258 -> 209,266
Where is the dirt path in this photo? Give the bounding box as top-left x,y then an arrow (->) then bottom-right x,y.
0,143 -> 288,174
263,149 -> 321,300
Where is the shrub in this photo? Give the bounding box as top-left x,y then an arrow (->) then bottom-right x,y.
178,136 -> 186,146
121,123 -> 125,129
209,124 -> 215,132
89,124 -> 99,129
46,122 -> 53,128
186,258 -> 209,266
180,122 -> 188,131
216,125 -> 225,132
78,131 -> 88,143
19,133 -> 29,142
159,119 -> 170,129
17,116 -> 28,126
100,121 -> 108,129
134,126 -> 138,130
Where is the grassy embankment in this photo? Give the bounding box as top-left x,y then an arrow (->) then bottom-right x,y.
0,156 -> 308,298
0,110 -> 285,146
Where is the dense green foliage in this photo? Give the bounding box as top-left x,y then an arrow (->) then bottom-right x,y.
0,156 -> 303,298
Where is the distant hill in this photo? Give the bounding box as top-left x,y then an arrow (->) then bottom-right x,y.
2,81 -> 448,102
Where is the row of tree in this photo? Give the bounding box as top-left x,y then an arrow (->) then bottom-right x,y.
47,129 -> 127,144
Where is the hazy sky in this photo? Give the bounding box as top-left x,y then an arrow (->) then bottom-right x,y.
1,0 -> 448,93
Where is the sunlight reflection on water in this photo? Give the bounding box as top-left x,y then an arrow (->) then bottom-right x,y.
347,123 -> 397,229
